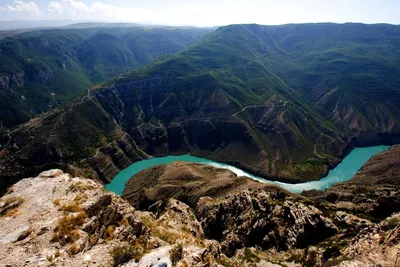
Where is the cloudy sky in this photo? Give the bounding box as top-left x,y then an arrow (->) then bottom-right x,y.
0,0 -> 399,27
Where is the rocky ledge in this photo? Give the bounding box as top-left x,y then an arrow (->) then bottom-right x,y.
351,144 -> 400,185
0,169 -> 149,266
1,169 -> 400,266
303,144 -> 400,219
125,161 -> 400,266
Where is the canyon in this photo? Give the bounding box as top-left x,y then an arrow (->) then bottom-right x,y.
1,144 -> 399,266
2,24 -> 400,193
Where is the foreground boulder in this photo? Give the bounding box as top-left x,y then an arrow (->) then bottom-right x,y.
0,169 -> 148,266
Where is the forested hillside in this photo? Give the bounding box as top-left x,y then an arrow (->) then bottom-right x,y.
0,26 -> 211,129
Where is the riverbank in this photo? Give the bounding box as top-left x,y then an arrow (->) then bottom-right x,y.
105,145 -> 390,195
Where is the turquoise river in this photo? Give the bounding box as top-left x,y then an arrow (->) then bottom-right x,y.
105,145 -> 390,195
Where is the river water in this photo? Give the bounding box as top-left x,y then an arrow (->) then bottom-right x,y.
105,145 -> 390,195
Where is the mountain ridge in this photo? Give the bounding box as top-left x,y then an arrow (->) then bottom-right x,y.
0,26 -> 212,129
1,23 -> 400,192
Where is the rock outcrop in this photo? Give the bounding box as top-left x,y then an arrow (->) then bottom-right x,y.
1,168 -> 400,266
121,161 -> 400,266
305,145 -> 400,219
0,72 -> 24,91
0,169 -> 287,266
31,69 -> 54,83
197,190 -> 338,257
0,169 -> 148,266
338,213 -> 400,266
351,144 -> 400,185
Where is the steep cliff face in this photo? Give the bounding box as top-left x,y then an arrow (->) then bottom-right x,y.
0,26 -> 212,130
1,169 -> 399,266
198,190 -> 338,256
121,162 -> 400,266
0,97 -> 150,193
87,79 -> 349,185
0,72 -> 24,91
93,81 -> 350,181
304,145 -> 400,220
350,144 -> 400,185
0,70 -> 54,91
196,191 -> 400,266
40,24 -> 400,184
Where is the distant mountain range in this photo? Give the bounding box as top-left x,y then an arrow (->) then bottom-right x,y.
0,20 -> 79,30
0,20 -> 214,31
1,23 -> 400,192
0,20 -> 140,30
0,25 -> 212,129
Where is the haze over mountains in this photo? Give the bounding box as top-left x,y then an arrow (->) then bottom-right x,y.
0,20 -> 79,30
1,22 -> 400,193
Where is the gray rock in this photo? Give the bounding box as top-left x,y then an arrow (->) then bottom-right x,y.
0,224 -> 31,244
198,189 -> 338,256
38,169 -> 63,178
0,72 -> 24,91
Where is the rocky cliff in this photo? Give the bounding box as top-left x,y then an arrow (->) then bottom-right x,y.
122,162 -> 400,266
303,145 -> 400,219
0,72 -> 25,91
0,170 -> 149,266
1,169 -> 400,266
351,144 -> 400,185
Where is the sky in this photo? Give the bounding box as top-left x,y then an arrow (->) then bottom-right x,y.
0,0 -> 399,27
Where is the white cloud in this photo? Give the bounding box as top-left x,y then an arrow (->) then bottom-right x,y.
0,0 -> 211,26
90,2 -> 154,22
1,0 -> 400,27
60,0 -> 89,16
46,0 -> 154,23
1,0 -> 41,16
48,2 -> 63,15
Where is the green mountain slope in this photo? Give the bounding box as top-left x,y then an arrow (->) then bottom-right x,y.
0,26 -> 212,129
1,23 -> 400,192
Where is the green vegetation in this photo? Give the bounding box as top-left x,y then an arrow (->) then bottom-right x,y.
98,23 -> 400,179
0,26 -> 212,129
2,23 -> 400,189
